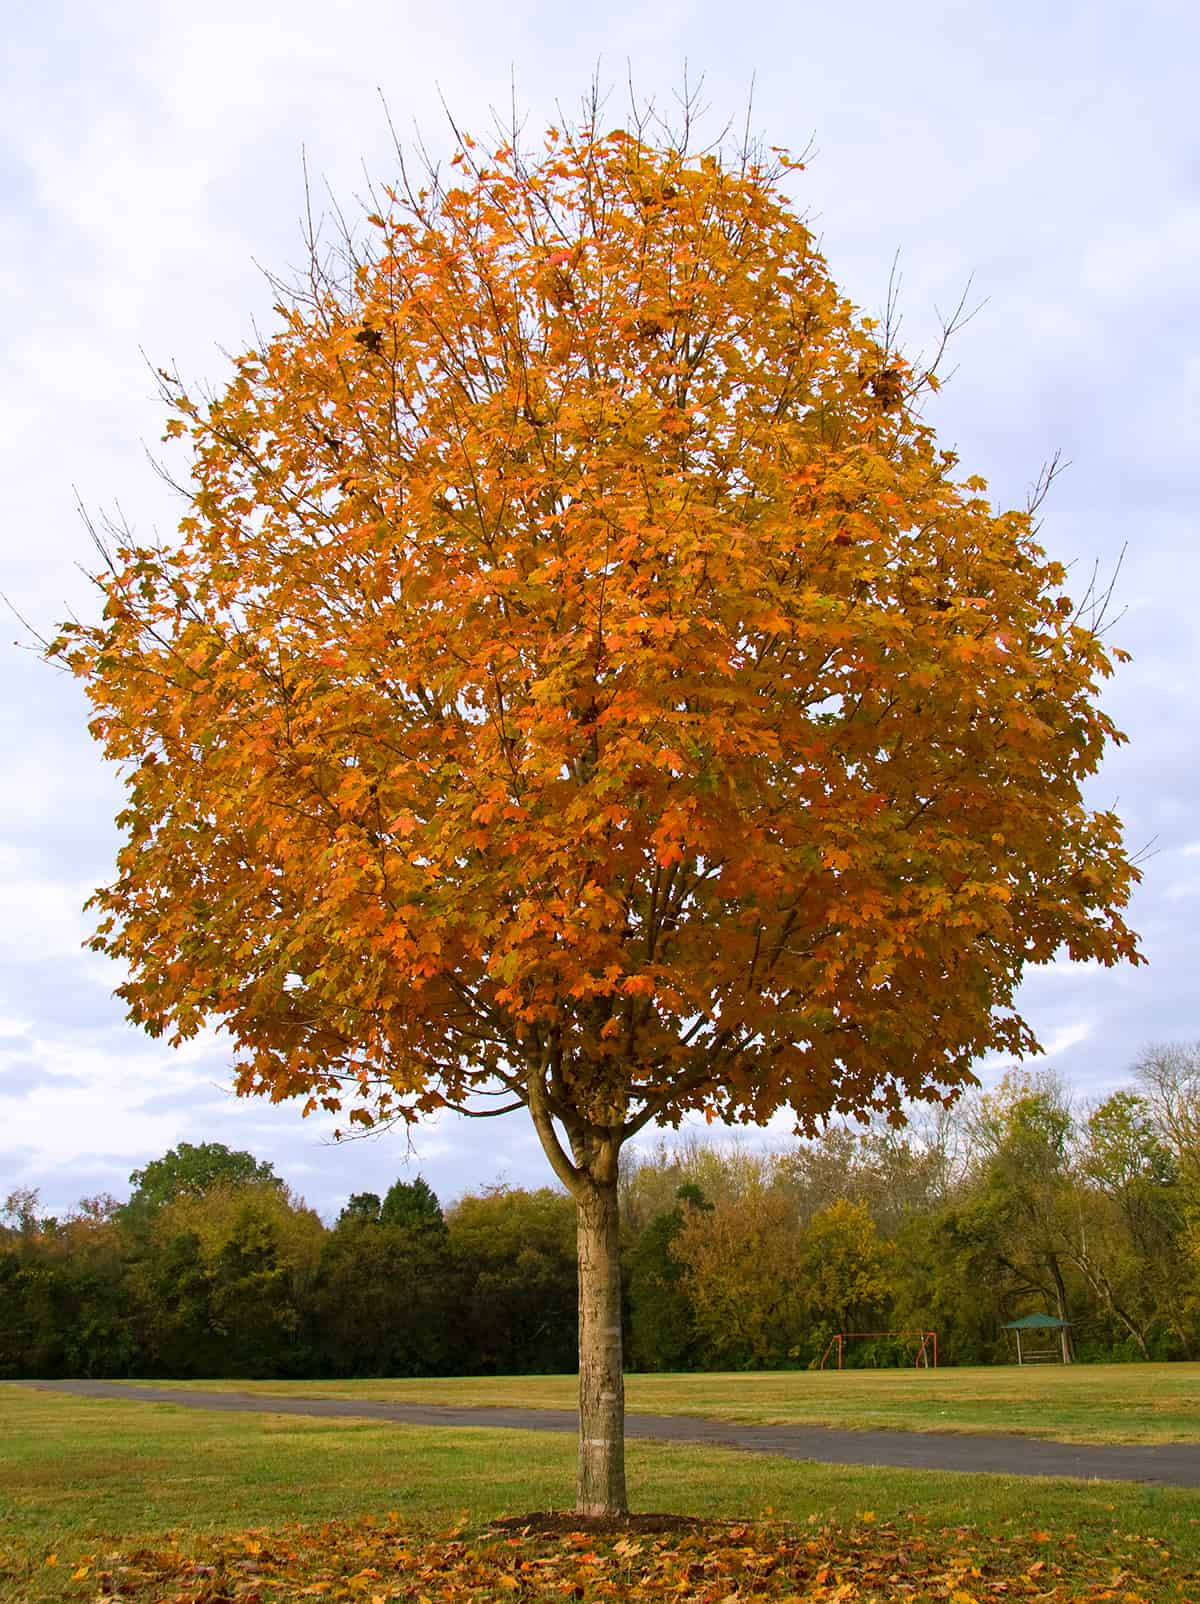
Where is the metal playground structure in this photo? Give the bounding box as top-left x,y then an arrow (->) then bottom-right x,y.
819,1330 -> 939,1370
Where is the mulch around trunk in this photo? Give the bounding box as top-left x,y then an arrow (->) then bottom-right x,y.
488,1510 -> 709,1536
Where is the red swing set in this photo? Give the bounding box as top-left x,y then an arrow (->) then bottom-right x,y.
819,1330 -> 939,1369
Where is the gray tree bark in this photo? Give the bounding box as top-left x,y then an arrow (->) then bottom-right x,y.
574,1173 -> 627,1516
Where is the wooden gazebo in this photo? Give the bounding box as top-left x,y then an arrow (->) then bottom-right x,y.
1002,1312 -> 1073,1365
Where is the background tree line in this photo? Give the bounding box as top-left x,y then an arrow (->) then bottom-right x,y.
4,1044 -> 1199,1379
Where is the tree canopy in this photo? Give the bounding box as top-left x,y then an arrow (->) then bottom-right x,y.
58,115 -> 1140,1147
127,1141 -> 281,1215
53,99 -> 1143,1513
380,1175 -> 447,1235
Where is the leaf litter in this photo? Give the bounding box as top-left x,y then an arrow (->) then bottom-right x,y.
3,1511 -> 1193,1603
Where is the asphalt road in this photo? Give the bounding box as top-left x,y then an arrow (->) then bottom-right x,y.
19,1378 -> 1200,1488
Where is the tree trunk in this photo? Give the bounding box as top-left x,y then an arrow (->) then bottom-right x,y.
575,1174 -> 627,1517
1070,1246 -> 1152,1360
1048,1255 -> 1074,1363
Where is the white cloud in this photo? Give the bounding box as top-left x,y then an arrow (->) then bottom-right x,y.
0,846 -> 96,963
1040,1021 -> 1094,1060
1024,955 -> 1105,983
0,1030 -> 214,1160
1081,206 -> 1200,301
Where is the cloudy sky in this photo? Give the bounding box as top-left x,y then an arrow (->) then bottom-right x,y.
2,0 -> 1195,1223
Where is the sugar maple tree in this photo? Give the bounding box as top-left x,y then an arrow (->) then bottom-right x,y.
54,106 -> 1142,1517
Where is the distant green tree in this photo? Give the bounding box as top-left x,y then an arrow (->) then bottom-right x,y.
625,1186 -> 708,1371
211,1199 -> 316,1374
0,1196 -> 137,1378
54,1199 -> 139,1377
135,1228 -> 222,1376
314,1217 -> 460,1376
132,1181 -> 323,1376
0,1250 -> 67,1377
966,1073 -> 1079,1359
1068,1092 -> 1190,1358
1135,1043 -> 1200,1199
671,1184 -> 808,1369
380,1176 -> 446,1236
0,1194 -> 68,1376
889,1203 -> 1004,1366
337,1191 -> 383,1226
1134,1044 -> 1200,1330
447,1188 -> 577,1373
795,1198 -> 894,1348
127,1142 -> 281,1216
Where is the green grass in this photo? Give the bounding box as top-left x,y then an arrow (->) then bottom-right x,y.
126,1361 -> 1200,1444
3,1385 -> 1199,1601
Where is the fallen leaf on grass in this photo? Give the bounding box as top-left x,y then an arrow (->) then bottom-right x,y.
21,1514 -> 1195,1603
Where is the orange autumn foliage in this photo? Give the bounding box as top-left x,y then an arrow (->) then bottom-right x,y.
56,120 -> 1140,1148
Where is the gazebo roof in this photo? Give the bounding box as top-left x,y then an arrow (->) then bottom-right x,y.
1002,1313 -> 1071,1330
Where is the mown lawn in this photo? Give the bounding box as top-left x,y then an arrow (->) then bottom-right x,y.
127,1361 -> 1200,1444
2,1385 -> 1199,1601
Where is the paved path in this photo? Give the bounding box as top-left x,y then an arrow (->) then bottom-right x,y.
19,1379 -> 1200,1488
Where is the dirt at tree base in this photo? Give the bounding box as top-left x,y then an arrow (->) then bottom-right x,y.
488,1511 -> 711,1537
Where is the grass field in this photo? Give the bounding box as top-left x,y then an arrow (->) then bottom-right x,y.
3,1381 -> 1200,1601
127,1361 -> 1200,1445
